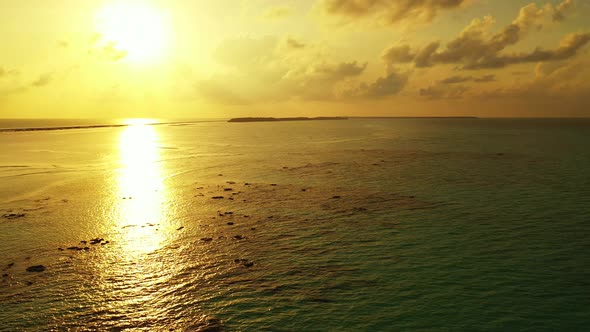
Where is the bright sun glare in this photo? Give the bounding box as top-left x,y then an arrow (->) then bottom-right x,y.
96,2 -> 169,62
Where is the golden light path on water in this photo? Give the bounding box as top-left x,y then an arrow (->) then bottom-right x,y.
116,120 -> 168,256
84,120 -> 177,328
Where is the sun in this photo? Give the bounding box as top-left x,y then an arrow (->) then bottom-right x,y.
96,2 -> 169,63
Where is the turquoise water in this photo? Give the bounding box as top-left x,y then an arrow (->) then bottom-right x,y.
0,118 -> 589,331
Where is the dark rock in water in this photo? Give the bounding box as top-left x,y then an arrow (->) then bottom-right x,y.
26,265 -> 45,272
244,182 -> 251,186
233,235 -> 245,240
226,222 -> 234,225
301,188 -> 307,192
243,262 -> 254,268
332,195 -> 341,199
234,258 -> 249,263
218,174 -> 223,176
80,240 -> 87,244
251,227 -> 256,230
83,247 -> 90,251
224,188 -> 233,191
67,246 -> 80,250
226,181 -> 236,184
177,226 -> 185,231
228,197 -> 234,200
270,184 -> 277,186
224,212 -> 233,215
26,281 -> 34,286
211,196 -> 224,199
2,273 -> 7,278
243,215 -> 249,218
58,247 -> 64,251
7,262 -> 14,269
90,238 -> 104,245
201,237 -> 213,242
2,213 -> 26,220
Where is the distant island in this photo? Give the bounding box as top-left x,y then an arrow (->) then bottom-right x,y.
349,116 -> 479,119
228,117 -> 348,123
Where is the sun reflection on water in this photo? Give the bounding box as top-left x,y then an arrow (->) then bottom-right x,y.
117,122 -> 168,255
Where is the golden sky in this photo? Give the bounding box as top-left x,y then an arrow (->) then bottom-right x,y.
0,0 -> 589,118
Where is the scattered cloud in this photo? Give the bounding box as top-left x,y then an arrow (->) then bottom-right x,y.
57,40 -> 69,48
355,71 -> 409,97
31,73 -> 53,87
317,0 -> 469,25
0,70 -> 53,97
262,5 -> 293,20
381,0 -> 589,70
282,36 -> 306,50
101,42 -> 128,61
553,0 -> 574,21
196,36 -> 376,103
0,67 -> 19,78
87,34 -> 127,62
419,83 -> 469,99
439,74 -> 495,84
478,54 -> 590,99
417,73 -> 494,99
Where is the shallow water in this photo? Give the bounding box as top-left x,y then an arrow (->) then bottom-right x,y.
0,118 -> 589,331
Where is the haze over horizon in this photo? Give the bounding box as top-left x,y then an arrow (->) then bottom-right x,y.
1,0 -> 589,119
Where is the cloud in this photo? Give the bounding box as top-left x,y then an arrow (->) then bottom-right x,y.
87,34 -> 127,62
381,1 -> 589,70
262,6 -> 293,20
553,0 -> 574,21
31,73 -> 53,87
360,71 -> 408,97
317,0 -> 469,25
283,36 -> 306,50
196,36 -> 370,104
418,72 -> 495,99
57,40 -> 69,48
101,42 -> 128,61
0,67 -> 19,78
439,74 -> 495,84
419,83 -> 469,99
0,70 -> 52,97
478,54 -> 590,100
473,74 -> 496,82
464,32 -> 590,69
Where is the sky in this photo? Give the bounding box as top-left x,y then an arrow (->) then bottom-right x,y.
0,0 -> 589,119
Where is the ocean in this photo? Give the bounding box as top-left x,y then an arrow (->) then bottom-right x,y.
0,118 -> 589,331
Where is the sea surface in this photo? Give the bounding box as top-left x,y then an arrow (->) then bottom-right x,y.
0,118 -> 589,331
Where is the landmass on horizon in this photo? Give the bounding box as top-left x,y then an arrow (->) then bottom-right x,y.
227,116 -> 480,123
